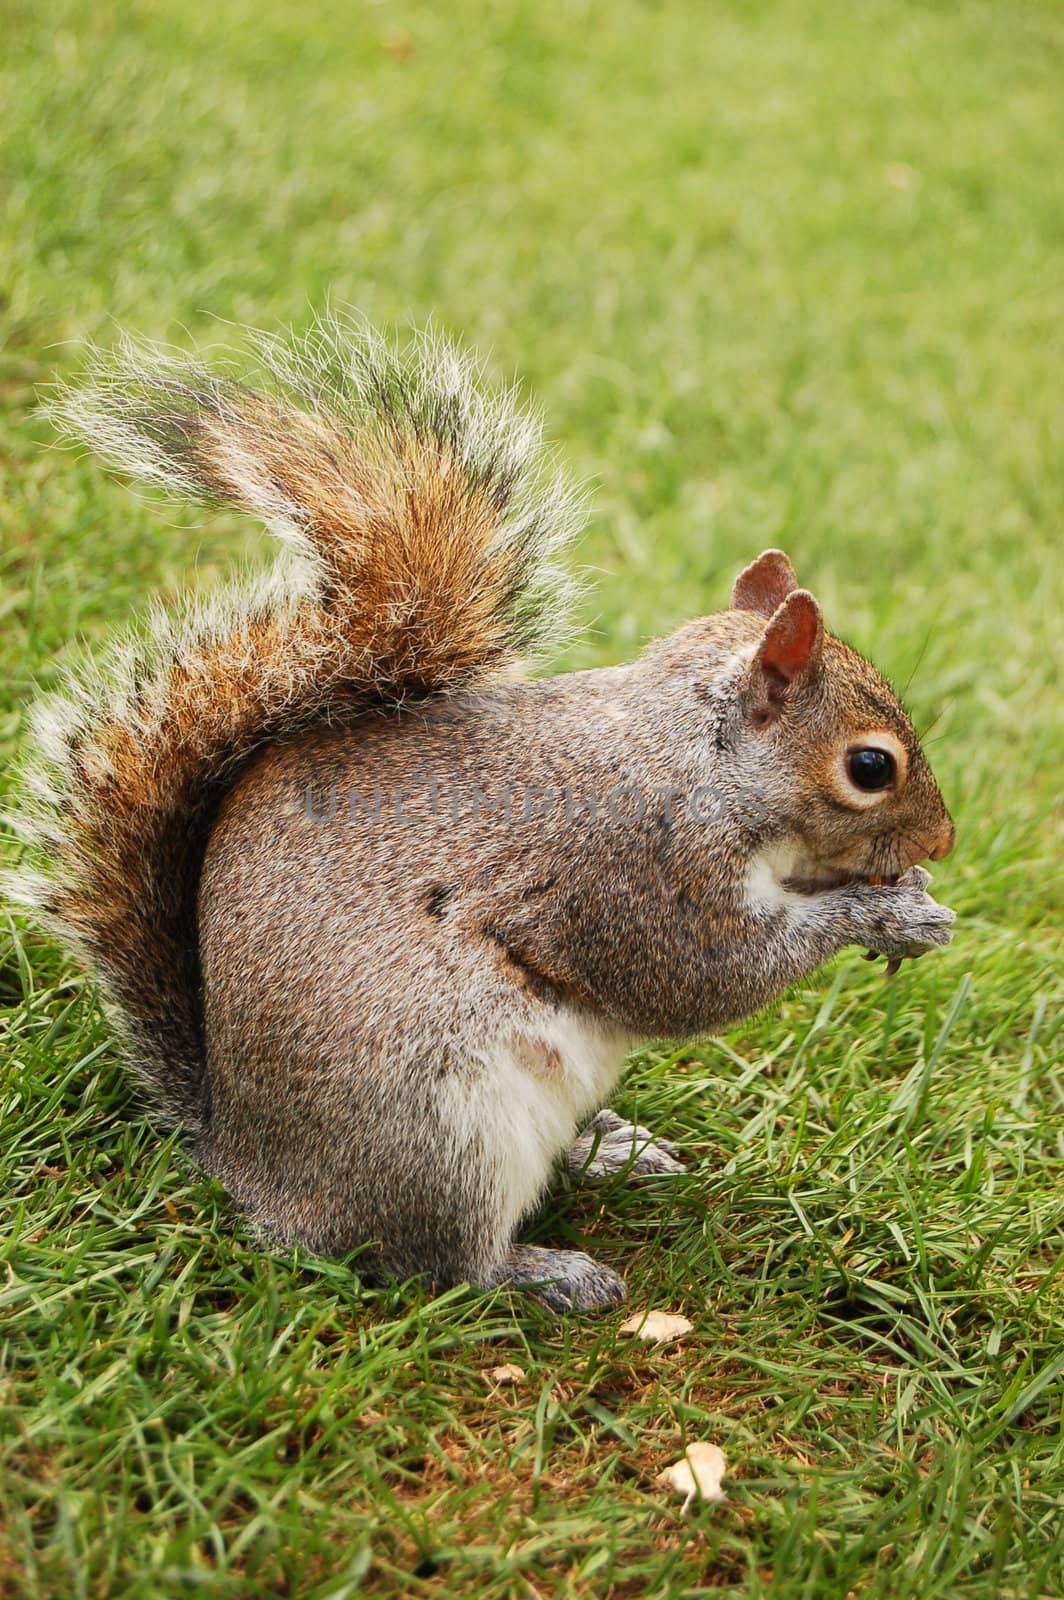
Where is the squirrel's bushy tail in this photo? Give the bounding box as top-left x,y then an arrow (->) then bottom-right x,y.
7,316 -> 585,1133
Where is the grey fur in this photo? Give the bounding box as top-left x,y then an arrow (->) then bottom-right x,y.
6,322 -> 957,1313
196,664 -> 953,1298
480,1248 -> 628,1314
568,1110 -> 685,1179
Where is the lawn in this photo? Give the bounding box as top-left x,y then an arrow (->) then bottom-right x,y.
2,0 -> 1063,1595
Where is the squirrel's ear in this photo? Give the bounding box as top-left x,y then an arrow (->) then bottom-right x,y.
731,549 -> 798,619
744,589 -> 824,721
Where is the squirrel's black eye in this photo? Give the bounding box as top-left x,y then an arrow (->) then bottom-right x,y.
847,747 -> 895,792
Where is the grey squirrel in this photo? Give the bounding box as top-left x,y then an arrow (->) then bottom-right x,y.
8,317 -> 956,1312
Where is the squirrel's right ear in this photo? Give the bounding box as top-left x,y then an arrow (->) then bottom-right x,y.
743,589 -> 824,724
731,549 -> 798,619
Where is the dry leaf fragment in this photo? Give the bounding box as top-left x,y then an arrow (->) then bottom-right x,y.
656,1443 -> 727,1509
486,1363 -> 526,1386
883,161 -> 919,190
381,29 -> 415,62
619,1309 -> 693,1346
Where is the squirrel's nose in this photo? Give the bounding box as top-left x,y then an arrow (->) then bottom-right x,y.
927,817 -> 955,861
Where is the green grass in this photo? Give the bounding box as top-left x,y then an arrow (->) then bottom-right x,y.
2,0 -> 1063,1594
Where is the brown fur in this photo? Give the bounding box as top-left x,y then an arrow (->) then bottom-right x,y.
11,321 -> 583,1131
8,327 -> 956,1310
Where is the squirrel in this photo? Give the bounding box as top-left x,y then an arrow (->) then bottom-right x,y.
7,317 -> 956,1313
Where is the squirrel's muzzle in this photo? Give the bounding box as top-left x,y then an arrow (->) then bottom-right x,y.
927,817 -> 956,861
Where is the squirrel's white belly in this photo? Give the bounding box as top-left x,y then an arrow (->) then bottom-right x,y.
744,843 -> 813,916
445,1010 -> 633,1252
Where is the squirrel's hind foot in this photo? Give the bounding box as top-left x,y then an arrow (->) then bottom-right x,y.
568,1109 -> 685,1180
480,1245 -> 627,1314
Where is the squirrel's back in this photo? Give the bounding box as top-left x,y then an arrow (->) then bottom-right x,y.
6,318 -> 586,1133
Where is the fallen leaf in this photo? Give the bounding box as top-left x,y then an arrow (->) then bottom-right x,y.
354,1409 -> 386,1428
486,1363 -> 526,1386
656,1443 -> 727,1508
619,1309 -> 693,1346
381,29 -> 415,62
883,161 -> 920,190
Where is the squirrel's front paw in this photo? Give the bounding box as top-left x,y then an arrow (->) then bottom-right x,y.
844,865 -> 955,969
